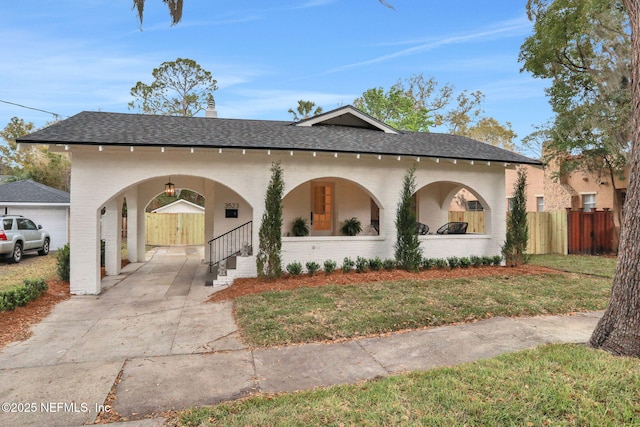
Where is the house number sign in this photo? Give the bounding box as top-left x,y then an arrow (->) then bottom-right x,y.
225,202 -> 239,218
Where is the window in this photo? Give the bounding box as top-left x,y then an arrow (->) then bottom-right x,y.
536,197 -> 544,212
582,194 -> 596,212
2,219 -> 13,230
467,200 -> 483,211
507,197 -> 515,211
17,218 -> 37,230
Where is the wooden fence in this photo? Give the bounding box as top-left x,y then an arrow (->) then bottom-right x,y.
448,211 -> 485,234
526,211 -> 568,255
566,209 -> 614,255
145,213 -> 205,245
448,210 -> 568,255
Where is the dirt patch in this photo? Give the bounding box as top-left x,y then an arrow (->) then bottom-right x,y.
209,264 -> 558,302
0,280 -> 70,349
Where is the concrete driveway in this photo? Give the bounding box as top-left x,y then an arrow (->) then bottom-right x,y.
0,246 -> 247,426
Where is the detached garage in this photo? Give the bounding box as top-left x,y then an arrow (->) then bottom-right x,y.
0,180 -> 70,250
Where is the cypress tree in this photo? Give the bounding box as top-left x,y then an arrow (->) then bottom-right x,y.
395,165 -> 422,271
502,167 -> 529,266
257,162 -> 284,278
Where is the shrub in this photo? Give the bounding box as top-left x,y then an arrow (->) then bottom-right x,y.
382,258 -> 396,271
292,217 -> 310,237
470,255 -> 482,267
0,278 -> 48,312
355,256 -> 369,273
305,261 -> 321,276
447,256 -> 461,269
435,258 -> 448,269
459,257 -> 471,268
57,244 -> 70,282
286,262 -> 303,276
492,255 -> 503,266
421,258 -> 436,270
340,217 -> 362,236
323,260 -> 337,274
368,257 -> 383,271
341,257 -> 355,273
481,256 -> 493,266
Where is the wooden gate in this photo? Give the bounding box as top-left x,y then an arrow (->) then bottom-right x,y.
567,209 -> 614,254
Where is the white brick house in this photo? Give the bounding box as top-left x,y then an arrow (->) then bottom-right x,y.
18,106 -> 540,295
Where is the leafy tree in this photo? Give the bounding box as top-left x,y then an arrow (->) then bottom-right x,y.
354,74 -> 516,148
256,162 -> 284,279
128,58 -> 218,117
0,117 -> 70,191
394,165 -> 422,271
502,167 -> 529,267
288,100 -> 323,121
354,86 -> 432,131
520,0 -> 631,218
590,0 -> 640,357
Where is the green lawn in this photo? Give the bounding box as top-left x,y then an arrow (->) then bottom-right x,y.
235,271 -> 611,347
175,344 -> 640,427
529,254 -> 617,278
0,254 -> 58,292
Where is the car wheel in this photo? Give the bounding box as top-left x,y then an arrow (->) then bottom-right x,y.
10,242 -> 22,264
38,238 -> 50,256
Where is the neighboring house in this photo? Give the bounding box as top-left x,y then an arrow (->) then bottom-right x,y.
505,164 -> 628,216
18,105 -> 540,295
0,179 -> 70,250
151,199 -> 205,214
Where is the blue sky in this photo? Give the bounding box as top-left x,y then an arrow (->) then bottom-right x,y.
2,0 -> 552,155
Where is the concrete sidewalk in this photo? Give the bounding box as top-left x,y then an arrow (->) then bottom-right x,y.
0,247 -> 603,426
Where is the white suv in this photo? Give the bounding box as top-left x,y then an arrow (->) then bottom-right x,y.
0,215 -> 51,263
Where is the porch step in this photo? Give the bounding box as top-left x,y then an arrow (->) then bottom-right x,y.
204,255 -> 257,288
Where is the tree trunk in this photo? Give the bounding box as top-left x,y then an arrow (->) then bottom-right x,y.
589,0 -> 640,356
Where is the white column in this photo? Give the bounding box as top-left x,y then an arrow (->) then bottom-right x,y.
103,198 -> 122,276
204,180 -> 215,262
125,188 -> 139,262
69,203 -> 101,295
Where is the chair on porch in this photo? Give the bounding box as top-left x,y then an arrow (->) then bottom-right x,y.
416,222 -> 429,235
436,222 -> 468,235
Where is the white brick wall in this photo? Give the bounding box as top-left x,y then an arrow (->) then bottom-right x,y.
68,147 -> 507,294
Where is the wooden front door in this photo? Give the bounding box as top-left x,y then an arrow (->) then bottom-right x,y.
311,183 -> 334,235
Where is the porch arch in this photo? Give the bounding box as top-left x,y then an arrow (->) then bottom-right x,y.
414,180 -> 492,235
282,176 -> 383,237
93,174 -> 255,293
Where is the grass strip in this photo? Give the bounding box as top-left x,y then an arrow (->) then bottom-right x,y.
175,344 -> 640,427
529,254 -> 617,278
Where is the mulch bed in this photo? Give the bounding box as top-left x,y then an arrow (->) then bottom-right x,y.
209,264 -> 558,302
0,280 -> 70,349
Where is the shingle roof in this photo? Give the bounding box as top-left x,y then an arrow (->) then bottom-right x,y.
17,106 -> 541,165
0,180 -> 70,204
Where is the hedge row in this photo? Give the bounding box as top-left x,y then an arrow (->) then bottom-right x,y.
0,278 -> 48,312
285,254 -> 503,277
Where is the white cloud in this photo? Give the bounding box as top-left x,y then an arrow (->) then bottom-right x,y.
301,15 -> 532,79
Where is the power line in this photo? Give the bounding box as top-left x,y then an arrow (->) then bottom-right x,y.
0,99 -> 65,120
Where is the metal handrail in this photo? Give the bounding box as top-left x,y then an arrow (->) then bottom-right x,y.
208,221 -> 252,271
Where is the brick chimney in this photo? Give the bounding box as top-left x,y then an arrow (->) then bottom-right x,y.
205,95 -> 217,118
